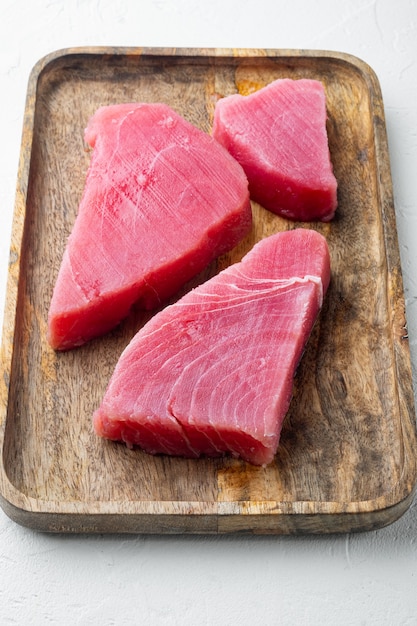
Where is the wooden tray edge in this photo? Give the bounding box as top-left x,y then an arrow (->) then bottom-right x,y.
0,486 -> 415,534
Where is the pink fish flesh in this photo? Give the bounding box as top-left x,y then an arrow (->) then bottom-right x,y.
212,79 -> 338,222
47,103 -> 252,350
93,228 -> 331,466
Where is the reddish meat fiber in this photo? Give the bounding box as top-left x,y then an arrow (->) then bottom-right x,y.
94,229 -> 331,466
47,103 -> 251,350
212,79 -> 338,222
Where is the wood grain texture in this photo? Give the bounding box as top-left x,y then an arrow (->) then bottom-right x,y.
0,47 -> 416,534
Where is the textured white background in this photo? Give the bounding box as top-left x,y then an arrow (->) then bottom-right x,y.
1,1 -> 417,624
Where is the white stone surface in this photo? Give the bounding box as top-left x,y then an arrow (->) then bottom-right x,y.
1,1 -> 417,624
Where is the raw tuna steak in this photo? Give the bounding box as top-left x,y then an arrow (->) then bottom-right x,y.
94,228 -> 331,466
212,78 -> 337,222
47,103 -> 251,350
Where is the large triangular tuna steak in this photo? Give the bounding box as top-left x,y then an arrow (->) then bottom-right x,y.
93,228 -> 331,466
47,103 -> 252,350
212,78 -> 337,222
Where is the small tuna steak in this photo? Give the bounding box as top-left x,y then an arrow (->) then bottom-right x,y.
47,103 -> 251,350
94,228 -> 330,466
212,78 -> 337,222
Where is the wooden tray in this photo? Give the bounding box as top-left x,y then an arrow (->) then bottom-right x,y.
1,47 -> 416,534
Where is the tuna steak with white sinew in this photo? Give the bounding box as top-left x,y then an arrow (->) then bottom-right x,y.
94,229 -> 331,466
212,78 -> 338,222
47,103 -> 251,350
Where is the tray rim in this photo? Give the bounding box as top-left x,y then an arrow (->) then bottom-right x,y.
1,46 -> 416,534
